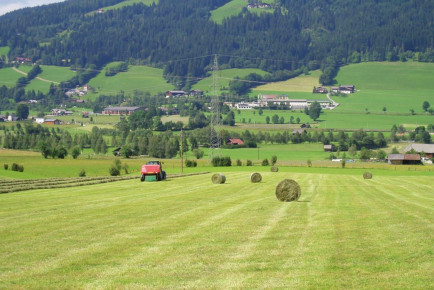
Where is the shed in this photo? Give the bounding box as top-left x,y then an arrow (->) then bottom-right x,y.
388,154 -> 421,165
324,144 -> 335,152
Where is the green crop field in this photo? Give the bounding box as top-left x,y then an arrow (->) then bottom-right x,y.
193,68 -> 269,95
87,63 -> 172,99
0,168 -> 432,288
211,0 -> 275,24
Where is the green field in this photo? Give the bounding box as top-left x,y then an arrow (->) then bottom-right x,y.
193,68 -> 269,95
211,0 -> 275,24
101,0 -> 158,11
0,46 -> 9,61
0,67 -> 24,87
333,62 -> 434,114
26,65 -> 76,93
0,168 -> 432,288
87,63 -> 172,98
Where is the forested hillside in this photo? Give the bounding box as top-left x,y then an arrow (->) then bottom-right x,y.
0,0 -> 433,88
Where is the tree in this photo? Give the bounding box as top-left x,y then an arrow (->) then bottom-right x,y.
71,146 -> 81,159
120,145 -> 134,158
192,148 -> 204,159
16,103 -> 30,120
265,116 -> 270,124
271,155 -> 277,165
272,114 -> 279,124
422,101 -> 430,112
382,107 -> 387,113
308,102 -> 322,121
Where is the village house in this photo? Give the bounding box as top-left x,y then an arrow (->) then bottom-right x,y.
324,144 -> 335,152
332,85 -> 355,94
51,109 -> 73,116
165,90 -> 186,98
235,103 -> 252,110
388,154 -> 421,165
404,143 -> 434,159
226,138 -> 244,146
292,129 -> 306,135
44,119 -> 61,125
313,86 -> 328,94
247,3 -> 271,9
102,106 -> 140,116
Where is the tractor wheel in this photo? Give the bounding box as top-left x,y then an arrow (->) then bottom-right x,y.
157,173 -> 161,181
162,171 -> 166,180
140,174 -> 145,182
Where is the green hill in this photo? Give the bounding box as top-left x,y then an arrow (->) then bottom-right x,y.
87,63 -> 173,98
193,68 -> 269,95
210,0 -> 276,24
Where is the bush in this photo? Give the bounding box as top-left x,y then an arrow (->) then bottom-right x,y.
11,163 -> 19,171
79,169 -> 86,177
185,159 -> 197,167
271,155 -> 277,165
262,158 -> 269,166
4,164 -> 8,170
307,159 -> 312,167
212,156 -> 232,167
236,159 -> 242,166
109,166 -> 121,176
246,160 -> 253,166
18,165 -> 24,172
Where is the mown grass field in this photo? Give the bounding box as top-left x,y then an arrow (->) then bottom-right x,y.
0,168 -> 432,288
87,64 -> 172,99
334,62 -> 434,114
210,0 -> 275,24
101,0 -> 158,11
193,68 -> 269,95
0,46 -> 9,59
0,67 -> 24,87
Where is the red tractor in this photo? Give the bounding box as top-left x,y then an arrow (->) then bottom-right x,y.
140,161 -> 166,181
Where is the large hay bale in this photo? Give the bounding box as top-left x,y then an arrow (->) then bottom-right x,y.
363,172 -> 373,179
250,172 -> 262,183
212,173 -> 226,184
275,179 -> 301,202
271,166 -> 279,172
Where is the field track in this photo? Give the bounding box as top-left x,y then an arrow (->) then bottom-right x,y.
0,171 -> 432,288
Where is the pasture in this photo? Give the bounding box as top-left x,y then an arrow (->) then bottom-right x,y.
0,168 -> 432,288
26,65 -> 76,93
0,67 -> 25,88
0,46 -> 9,59
87,64 -> 172,99
193,68 -> 269,95
210,0 -> 275,24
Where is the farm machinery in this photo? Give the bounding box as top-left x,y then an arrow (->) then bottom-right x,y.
140,161 -> 166,181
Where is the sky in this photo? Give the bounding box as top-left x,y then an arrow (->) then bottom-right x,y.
0,0 -> 66,16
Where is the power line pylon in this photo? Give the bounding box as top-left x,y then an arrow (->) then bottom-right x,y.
210,54 -> 222,161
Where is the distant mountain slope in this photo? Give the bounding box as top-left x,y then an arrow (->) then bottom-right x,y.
0,0 -> 433,88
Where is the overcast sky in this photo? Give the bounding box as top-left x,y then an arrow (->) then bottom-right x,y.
0,0 -> 66,16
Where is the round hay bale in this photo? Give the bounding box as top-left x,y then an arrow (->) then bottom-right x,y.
250,172 -> 262,183
363,172 -> 373,179
212,173 -> 226,184
271,166 -> 279,172
275,179 -> 301,202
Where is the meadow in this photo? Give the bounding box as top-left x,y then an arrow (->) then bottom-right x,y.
210,0 -> 276,24
0,168 -> 432,288
0,46 -> 9,60
193,68 -> 269,95
87,64 -> 172,99
0,67 -> 25,87
26,65 -> 76,93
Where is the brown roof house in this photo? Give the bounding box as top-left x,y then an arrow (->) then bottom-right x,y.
226,138 -> 244,146
387,154 -> 421,165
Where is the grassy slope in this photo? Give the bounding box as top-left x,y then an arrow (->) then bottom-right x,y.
0,170 -> 432,288
193,68 -> 269,95
26,66 -> 76,93
211,0 -> 275,24
0,67 -> 23,87
87,64 -> 172,99
0,46 -> 9,60
102,0 -> 158,11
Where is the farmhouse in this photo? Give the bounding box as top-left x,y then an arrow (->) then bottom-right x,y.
51,109 -> 73,116
404,143 -> 434,158
44,119 -> 61,125
324,144 -> 335,152
189,90 -> 203,97
226,138 -> 244,146
387,154 -> 421,165
102,106 -> 140,115
165,90 -> 186,98
313,86 -> 328,94
332,85 -> 356,94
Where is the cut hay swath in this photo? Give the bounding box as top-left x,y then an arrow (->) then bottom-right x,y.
275,179 -> 301,202
271,166 -> 279,172
363,172 -> 373,179
211,173 -> 226,184
250,172 -> 262,183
